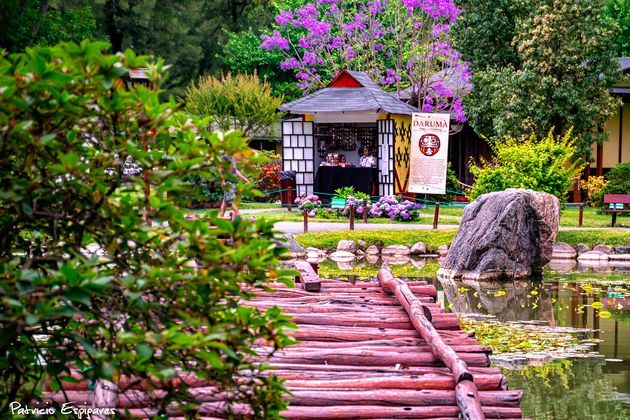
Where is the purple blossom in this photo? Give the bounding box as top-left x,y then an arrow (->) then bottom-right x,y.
260,30 -> 289,51
276,11 -> 294,28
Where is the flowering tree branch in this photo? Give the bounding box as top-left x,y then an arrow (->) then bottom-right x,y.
261,0 -> 472,124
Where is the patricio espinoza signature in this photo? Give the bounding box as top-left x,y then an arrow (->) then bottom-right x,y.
10,402 -> 117,419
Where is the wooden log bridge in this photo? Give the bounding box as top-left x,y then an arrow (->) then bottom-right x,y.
253,262 -> 522,419
39,262 -> 522,418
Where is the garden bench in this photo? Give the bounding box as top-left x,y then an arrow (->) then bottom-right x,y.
603,194 -> 630,227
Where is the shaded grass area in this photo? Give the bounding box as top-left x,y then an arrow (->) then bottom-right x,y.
296,229 -> 630,251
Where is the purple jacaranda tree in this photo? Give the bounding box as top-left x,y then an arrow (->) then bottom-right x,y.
261,0 -> 472,124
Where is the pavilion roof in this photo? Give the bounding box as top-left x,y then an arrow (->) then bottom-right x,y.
278,70 -> 419,116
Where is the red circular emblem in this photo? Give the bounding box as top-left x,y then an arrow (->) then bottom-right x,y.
419,134 -> 440,156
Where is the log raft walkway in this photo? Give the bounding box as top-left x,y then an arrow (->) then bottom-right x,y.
40,262 -> 522,418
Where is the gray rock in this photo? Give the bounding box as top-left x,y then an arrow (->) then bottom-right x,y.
280,233 -> 305,254
357,239 -> 367,249
410,242 -> 428,255
366,254 -> 379,264
356,249 -> 365,256
436,245 -> 449,256
577,243 -> 590,255
366,245 -> 380,255
411,258 -> 427,269
552,242 -> 577,259
438,189 -> 560,280
382,245 -> 411,256
329,251 -> 356,261
615,246 -> 630,254
337,240 -> 357,252
381,255 -> 411,265
336,260 -> 356,270
593,244 -> 614,254
609,254 -> 630,261
547,259 -> 577,273
577,251 -> 609,261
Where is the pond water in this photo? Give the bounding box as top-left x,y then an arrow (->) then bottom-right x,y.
313,258 -> 630,419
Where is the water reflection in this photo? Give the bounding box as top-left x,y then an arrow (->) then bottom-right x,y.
435,267 -> 630,419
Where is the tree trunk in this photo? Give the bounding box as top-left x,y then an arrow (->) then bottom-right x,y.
30,0 -> 50,39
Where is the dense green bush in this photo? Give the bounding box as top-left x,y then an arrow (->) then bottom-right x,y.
467,130 -> 584,200
603,161 -> 630,195
0,41 -> 294,416
183,72 -> 283,137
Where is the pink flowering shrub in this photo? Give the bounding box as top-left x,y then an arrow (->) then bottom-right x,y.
294,192 -> 322,217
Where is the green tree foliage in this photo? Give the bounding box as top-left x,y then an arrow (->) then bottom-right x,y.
0,41 -> 294,415
467,130 -> 584,200
92,0 -> 277,92
605,0 -> 630,56
223,29 -> 300,98
454,0 -> 620,159
0,0 -> 98,52
184,72 -> 283,137
603,161 -> 630,195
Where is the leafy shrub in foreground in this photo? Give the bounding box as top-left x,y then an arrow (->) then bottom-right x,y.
0,41 -> 294,416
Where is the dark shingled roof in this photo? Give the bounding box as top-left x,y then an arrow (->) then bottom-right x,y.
278,70 -> 419,115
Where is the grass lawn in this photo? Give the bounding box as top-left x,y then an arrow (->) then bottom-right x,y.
295,228 -> 630,251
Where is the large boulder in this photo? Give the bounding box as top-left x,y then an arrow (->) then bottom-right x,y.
437,189 -> 560,280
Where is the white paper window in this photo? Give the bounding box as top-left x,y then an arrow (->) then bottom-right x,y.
283,122 -> 293,135
304,123 -> 313,135
284,148 -> 293,160
294,148 -> 304,160
296,173 -> 304,184
293,123 -> 303,135
304,148 -> 313,160
306,161 -> 313,172
305,136 -> 313,148
298,161 -> 305,172
304,173 -> 313,184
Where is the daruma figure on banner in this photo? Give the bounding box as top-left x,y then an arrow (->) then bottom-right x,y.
419,134 -> 440,156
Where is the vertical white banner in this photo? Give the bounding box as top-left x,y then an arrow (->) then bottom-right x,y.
408,113 -> 450,194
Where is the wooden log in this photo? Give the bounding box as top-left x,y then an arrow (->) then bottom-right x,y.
456,379 -> 485,420
282,405 -> 522,419
378,265 -> 486,419
259,344 -> 490,356
249,295 -> 435,306
274,336 -> 479,347
124,404 -> 522,419
319,280 -> 429,287
245,302 -> 442,314
283,374 -> 505,391
294,260 -> 321,292
286,389 -> 522,407
378,266 -> 472,383
261,349 -> 489,367
286,313 -> 460,330
254,286 -> 436,298
289,325 -> 470,342
93,379 -> 118,420
267,363 -> 503,376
